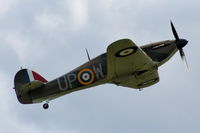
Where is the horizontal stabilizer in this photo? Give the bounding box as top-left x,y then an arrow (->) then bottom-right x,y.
22,80 -> 45,91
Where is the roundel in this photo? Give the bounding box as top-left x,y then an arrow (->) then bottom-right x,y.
115,47 -> 138,57
78,68 -> 95,85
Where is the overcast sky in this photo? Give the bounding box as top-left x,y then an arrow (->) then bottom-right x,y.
0,0 -> 200,133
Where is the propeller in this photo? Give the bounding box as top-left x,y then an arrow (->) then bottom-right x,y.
170,21 -> 189,69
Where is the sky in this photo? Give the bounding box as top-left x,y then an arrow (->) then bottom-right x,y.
0,0 -> 200,133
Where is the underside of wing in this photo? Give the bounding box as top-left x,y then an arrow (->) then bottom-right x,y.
107,39 -> 159,89
119,69 -> 159,89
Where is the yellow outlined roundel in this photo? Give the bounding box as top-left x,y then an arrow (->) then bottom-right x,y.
119,49 -> 134,56
78,68 -> 95,85
115,47 -> 138,57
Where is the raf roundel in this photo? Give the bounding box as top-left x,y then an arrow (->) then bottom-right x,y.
78,68 -> 95,85
115,47 -> 138,57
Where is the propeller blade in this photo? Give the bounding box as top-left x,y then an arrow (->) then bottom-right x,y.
183,55 -> 189,70
179,49 -> 189,70
171,21 -> 180,41
179,48 -> 184,58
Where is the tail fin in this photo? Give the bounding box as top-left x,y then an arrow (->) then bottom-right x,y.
14,69 -> 47,104
14,69 -> 47,85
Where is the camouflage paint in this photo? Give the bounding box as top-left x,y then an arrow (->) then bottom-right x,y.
30,54 -> 108,103
141,40 -> 177,66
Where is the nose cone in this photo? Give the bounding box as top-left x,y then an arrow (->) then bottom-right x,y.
176,39 -> 188,49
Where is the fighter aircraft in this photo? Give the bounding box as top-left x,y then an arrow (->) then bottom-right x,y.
13,22 -> 188,109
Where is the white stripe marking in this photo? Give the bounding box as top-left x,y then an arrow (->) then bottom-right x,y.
27,69 -> 34,81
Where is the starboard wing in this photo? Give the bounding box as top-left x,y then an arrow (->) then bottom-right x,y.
107,39 -> 158,88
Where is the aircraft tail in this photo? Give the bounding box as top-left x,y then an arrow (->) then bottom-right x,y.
14,69 -> 47,104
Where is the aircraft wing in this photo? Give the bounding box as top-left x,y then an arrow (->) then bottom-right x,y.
107,39 -> 158,88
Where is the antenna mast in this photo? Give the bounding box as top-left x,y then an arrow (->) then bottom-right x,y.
85,48 -> 91,61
